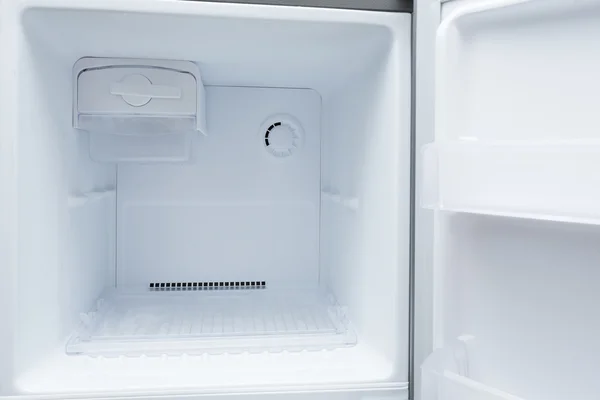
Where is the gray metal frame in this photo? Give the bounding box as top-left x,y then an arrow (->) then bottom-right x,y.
408,4 -> 416,398
183,0 -> 413,12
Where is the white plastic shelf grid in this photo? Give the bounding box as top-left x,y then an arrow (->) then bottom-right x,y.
67,289 -> 355,356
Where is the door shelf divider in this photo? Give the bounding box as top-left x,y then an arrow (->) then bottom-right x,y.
422,140 -> 600,225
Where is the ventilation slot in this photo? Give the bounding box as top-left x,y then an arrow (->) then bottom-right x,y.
149,281 -> 267,291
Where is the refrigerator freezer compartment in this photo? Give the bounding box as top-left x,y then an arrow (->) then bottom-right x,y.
422,141 -> 600,224
3,0 -> 411,394
67,288 -> 356,356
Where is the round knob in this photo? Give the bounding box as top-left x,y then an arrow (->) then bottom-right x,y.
268,125 -> 296,152
116,74 -> 153,107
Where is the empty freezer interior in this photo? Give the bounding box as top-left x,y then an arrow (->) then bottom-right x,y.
422,1 -> 600,400
0,0 -> 411,395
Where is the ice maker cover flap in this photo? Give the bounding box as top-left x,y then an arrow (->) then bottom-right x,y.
73,57 -> 206,135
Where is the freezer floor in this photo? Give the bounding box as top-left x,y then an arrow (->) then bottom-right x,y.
67,289 -> 356,356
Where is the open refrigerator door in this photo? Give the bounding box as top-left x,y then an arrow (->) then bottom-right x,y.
422,0 -> 600,399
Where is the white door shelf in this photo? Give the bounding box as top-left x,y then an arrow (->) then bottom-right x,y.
422,141 -> 600,224
424,370 -> 525,400
422,341 -> 525,400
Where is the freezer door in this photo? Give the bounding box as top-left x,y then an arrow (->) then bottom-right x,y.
421,0 -> 600,399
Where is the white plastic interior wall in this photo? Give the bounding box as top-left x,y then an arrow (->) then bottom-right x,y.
422,1 -> 600,400
0,0 -> 411,396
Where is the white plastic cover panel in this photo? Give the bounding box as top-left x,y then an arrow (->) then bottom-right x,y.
77,66 -> 196,116
74,58 -> 205,128
116,86 -> 321,288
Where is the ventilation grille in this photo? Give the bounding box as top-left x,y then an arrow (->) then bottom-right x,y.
149,281 -> 267,291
